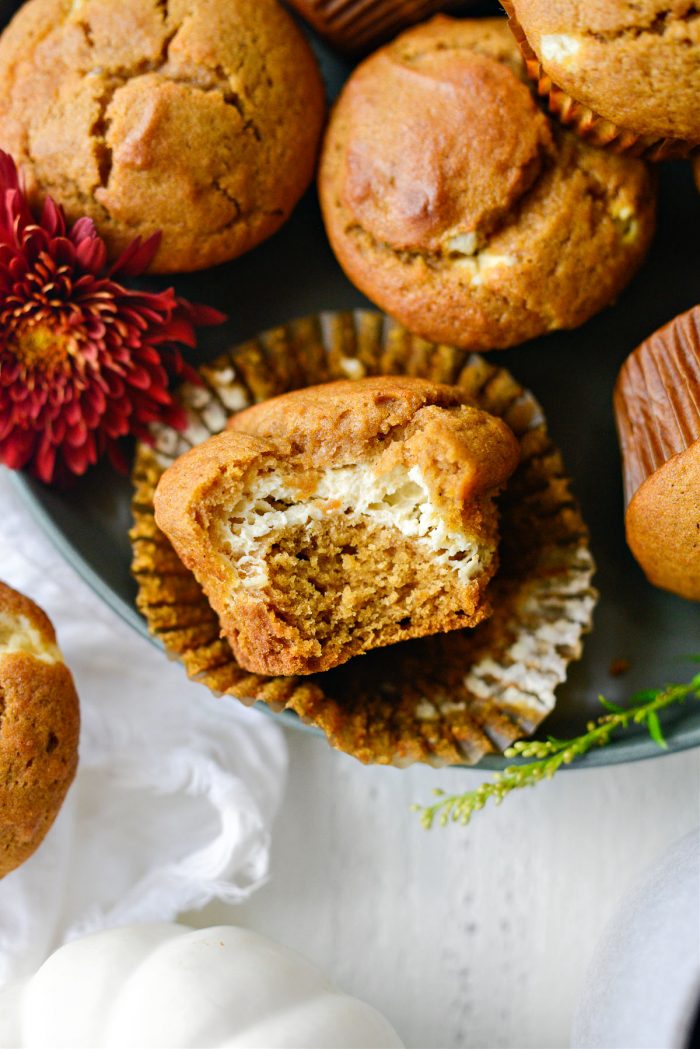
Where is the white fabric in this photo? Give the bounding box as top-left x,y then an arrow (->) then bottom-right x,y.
0,468 -> 288,984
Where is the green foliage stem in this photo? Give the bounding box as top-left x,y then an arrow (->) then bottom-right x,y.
414,664 -> 700,830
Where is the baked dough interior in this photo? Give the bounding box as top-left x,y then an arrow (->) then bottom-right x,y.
223,459 -> 493,653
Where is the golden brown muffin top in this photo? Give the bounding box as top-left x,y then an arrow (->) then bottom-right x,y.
156,376 -> 520,545
331,17 -> 553,255
228,376 -> 520,501
318,16 -> 657,351
0,0 -> 325,271
624,442 -> 700,601
510,0 -> 700,140
511,0 -> 695,38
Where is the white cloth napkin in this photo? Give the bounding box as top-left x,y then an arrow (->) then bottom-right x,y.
0,469 -> 288,984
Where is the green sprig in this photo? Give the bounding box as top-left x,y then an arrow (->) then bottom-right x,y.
414,663 -> 700,830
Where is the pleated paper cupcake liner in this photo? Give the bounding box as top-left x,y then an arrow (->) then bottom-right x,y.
285,0 -> 469,53
130,310 -> 597,767
501,2 -> 698,162
615,305 -> 700,506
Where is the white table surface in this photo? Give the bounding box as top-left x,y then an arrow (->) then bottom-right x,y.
189,729 -> 700,1049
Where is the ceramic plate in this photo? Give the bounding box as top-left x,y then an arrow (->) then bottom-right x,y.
8,2 -> 700,768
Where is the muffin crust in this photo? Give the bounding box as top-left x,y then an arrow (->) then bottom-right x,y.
0,0 -> 326,272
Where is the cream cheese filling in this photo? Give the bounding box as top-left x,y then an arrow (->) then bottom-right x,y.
219,463 -> 490,589
444,232 -> 516,286
539,33 -> 582,68
0,613 -> 60,664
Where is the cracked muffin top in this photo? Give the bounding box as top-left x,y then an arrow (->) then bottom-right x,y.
507,0 -> 700,143
0,0 -> 326,272
318,16 -> 657,351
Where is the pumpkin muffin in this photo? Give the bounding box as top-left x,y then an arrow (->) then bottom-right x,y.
318,16 -> 656,352
132,310 -> 597,767
502,0 -> 700,157
614,307 -> 700,602
0,0 -> 326,273
0,581 -> 80,877
153,377 -> 520,675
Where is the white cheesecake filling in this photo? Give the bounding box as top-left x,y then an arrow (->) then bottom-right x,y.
539,33 -> 582,68
219,463 -> 490,589
0,613 -> 60,664
444,234 -> 516,286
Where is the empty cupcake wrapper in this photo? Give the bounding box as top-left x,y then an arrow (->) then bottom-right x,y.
130,310 -> 597,767
501,1 -> 698,162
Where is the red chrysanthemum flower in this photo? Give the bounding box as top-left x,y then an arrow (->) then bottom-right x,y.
0,151 -> 225,484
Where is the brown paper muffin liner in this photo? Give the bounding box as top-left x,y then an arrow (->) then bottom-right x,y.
501,2 -> 698,162
130,310 -> 597,767
614,305 -> 700,507
286,0 -> 467,53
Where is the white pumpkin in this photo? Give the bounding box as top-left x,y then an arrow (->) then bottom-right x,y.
0,924 -> 404,1049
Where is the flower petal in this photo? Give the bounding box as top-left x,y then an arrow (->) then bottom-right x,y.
110,232 -> 161,277
0,151 -> 224,486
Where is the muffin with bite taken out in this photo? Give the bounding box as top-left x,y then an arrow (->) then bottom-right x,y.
153,376 -> 520,675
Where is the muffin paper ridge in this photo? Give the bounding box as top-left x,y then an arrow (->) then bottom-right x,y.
614,306 -> 700,507
285,0 -> 467,53
130,310 -> 597,767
